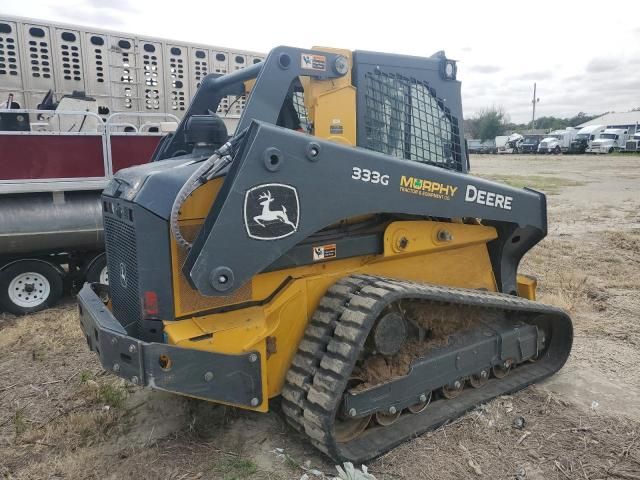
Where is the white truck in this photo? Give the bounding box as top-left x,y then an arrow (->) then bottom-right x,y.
537,128 -> 579,154
502,133 -> 524,153
569,125 -> 606,154
586,128 -> 629,153
623,131 -> 640,152
495,135 -> 509,154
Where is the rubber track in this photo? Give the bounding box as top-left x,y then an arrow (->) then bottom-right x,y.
281,274 -> 573,462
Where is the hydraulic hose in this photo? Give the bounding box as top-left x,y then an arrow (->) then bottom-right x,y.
170,129 -> 248,249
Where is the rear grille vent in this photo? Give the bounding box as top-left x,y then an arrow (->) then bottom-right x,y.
104,213 -> 140,336
363,71 -> 463,171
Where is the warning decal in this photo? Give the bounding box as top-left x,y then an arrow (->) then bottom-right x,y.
301,54 -> 327,71
313,244 -> 337,261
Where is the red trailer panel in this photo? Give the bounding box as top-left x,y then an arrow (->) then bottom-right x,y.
110,135 -> 162,173
0,134 -> 105,180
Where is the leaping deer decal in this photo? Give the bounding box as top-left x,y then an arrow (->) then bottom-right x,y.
253,191 -> 296,229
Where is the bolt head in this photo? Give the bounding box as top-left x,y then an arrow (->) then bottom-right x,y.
113,363 -> 120,373
204,371 -> 214,382
248,353 -> 258,363
348,408 -> 357,417
131,376 -> 139,385
128,344 -> 137,354
250,397 -> 259,407
388,406 -> 397,414
437,229 -> 453,242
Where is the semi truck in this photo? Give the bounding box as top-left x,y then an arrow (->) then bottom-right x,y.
585,128 -> 629,154
520,134 -> 545,153
623,131 -> 640,152
537,128 -> 579,154
569,125 -> 606,153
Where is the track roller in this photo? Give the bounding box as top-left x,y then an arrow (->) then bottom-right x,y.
469,368 -> 490,388
441,378 -> 465,399
492,360 -> 512,379
407,391 -> 432,414
375,407 -> 401,426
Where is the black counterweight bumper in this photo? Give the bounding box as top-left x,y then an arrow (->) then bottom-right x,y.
77,283 -> 263,408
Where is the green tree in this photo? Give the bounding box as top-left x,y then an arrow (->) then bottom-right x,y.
475,107 -> 506,141
567,112 -> 600,127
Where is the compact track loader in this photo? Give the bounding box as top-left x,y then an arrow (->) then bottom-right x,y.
78,46 -> 573,462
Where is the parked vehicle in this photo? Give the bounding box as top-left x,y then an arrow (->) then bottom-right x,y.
467,139 -> 496,154
505,133 -> 524,153
586,128 -> 629,153
0,95 -> 180,314
0,15 -> 264,132
495,135 -> 509,153
520,134 -> 544,153
537,128 -> 579,154
623,132 -> 640,152
569,125 -> 606,153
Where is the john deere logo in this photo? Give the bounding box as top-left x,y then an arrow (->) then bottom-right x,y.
119,262 -> 127,288
244,183 -> 300,241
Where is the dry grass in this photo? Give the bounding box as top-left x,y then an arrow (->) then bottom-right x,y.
370,389 -> 640,480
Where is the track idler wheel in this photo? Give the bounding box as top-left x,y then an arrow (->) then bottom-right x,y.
469,368 -> 490,388
408,391 -> 432,414
375,406 -> 402,426
371,311 -> 407,356
335,377 -> 372,443
492,360 -> 512,379
441,378 -> 465,399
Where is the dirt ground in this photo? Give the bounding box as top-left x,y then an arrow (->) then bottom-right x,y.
1,154 -> 639,479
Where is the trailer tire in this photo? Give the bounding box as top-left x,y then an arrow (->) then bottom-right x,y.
0,260 -> 64,315
85,253 -> 108,285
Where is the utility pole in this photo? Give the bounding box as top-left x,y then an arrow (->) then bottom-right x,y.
531,83 -> 540,130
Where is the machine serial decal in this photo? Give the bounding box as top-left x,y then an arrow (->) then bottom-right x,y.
400,175 -> 458,200
465,185 -> 513,210
301,54 -> 326,71
351,167 -> 390,185
244,184 -> 300,240
313,244 -> 337,261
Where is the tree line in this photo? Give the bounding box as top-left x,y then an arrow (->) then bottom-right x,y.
464,107 -> 602,142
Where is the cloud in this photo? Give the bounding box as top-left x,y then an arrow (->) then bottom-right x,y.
469,64 -> 501,74
52,6 -> 128,27
510,70 -> 554,81
48,0 -> 141,28
586,57 -> 620,73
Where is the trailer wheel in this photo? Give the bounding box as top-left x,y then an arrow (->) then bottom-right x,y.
85,253 -> 108,285
0,260 -> 64,315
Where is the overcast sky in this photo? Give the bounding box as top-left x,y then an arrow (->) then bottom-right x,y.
2,0 -> 639,123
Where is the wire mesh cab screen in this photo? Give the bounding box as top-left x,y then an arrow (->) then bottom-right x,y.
354,51 -> 465,172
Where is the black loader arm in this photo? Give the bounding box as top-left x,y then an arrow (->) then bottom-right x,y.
153,46 -> 349,161
184,121 -> 547,297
